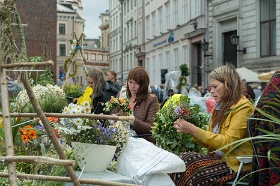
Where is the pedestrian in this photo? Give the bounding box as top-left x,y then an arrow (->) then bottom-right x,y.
242,79 -> 255,102
170,64 -> 254,185
160,89 -> 175,108
106,70 -> 122,91
252,84 -> 262,101
86,68 -> 119,114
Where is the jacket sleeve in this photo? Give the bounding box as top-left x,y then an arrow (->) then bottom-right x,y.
192,103 -> 254,152
132,96 -> 159,135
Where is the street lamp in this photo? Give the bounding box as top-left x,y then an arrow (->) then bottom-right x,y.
119,0 -> 124,83
230,32 -> 246,54
201,39 -> 212,57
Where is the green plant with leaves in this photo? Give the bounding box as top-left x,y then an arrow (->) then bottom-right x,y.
177,64 -> 190,93
152,94 -> 208,154
63,84 -> 83,98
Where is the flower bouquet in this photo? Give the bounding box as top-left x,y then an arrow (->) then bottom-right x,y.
102,96 -> 132,116
152,94 -> 209,154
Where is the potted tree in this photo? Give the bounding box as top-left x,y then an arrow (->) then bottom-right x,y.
177,64 -> 190,94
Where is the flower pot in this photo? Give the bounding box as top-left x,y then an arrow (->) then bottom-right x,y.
71,142 -> 116,172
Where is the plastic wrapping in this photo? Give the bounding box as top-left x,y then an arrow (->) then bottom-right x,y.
117,137 -> 185,186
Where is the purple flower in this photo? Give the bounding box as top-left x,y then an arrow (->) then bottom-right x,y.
35,125 -> 44,130
174,106 -> 182,115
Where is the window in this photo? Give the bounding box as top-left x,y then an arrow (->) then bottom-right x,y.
165,2 -> 170,30
173,0 -> 179,28
182,45 -> 188,66
59,44 -> 66,56
59,23 -> 66,35
152,55 -> 156,84
152,12 -> 156,36
174,48 -> 178,70
166,51 -> 170,71
158,7 -> 163,33
182,0 -> 188,24
146,15 -> 150,40
138,21 -> 142,43
260,0 -> 276,56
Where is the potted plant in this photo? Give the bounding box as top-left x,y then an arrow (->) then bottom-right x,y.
57,88 -> 130,172
63,84 -> 83,103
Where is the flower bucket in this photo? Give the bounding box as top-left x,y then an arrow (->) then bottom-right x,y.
71,142 -> 116,172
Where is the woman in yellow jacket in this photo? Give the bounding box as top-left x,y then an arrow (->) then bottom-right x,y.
171,64 -> 254,185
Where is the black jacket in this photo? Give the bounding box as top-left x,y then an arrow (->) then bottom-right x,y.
92,82 -> 119,114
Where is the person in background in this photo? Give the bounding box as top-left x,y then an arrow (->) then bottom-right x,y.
160,89 -> 175,109
125,66 -> 159,143
86,68 -> 119,114
106,70 -> 122,91
197,86 -> 203,97
252,84 -> 262,101
170,64 -> 254,185
249,69 -> 280,186
150,84 -> 159,98
158,84 -> 165,103
203,85 -> 212,97
242,79 -> 255,102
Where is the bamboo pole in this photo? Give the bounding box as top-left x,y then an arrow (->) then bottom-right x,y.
1,69 -> 19,185
1,60 -> 53,68
4,113 -> 135,121
20,72 -> 81,186
0,156 -> 75,166
0,173 -> 138,186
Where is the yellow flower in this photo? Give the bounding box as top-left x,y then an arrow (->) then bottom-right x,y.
0,117 -> 3,128
77,86 -> 93,106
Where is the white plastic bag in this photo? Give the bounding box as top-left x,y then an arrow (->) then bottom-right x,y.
117,137 -> 186,186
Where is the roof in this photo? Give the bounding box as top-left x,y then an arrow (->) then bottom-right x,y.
57,3 -> 75,13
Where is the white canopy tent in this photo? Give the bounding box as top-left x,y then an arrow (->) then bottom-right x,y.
236,67 -> 260,82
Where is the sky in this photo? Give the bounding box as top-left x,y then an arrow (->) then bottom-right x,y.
82,0 -> 109,39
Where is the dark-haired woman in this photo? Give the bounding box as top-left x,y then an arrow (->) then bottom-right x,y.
125,66 -> 159,143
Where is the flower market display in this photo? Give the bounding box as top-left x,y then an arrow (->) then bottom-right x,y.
152,94 -> 209,154
12,84 -> 66,113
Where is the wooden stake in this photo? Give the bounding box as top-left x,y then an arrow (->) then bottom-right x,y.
20,72 -> 81,186
1,69 -> 19,185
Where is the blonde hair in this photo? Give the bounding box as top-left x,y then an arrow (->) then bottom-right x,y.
86,68 -> 105,98
209,64 -> 242,125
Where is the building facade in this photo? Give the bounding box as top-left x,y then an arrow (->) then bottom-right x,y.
57,1 -> 85,85
138,0 -> 208,87
14,0 -> 57,80
109,0 -> 139,83
207,0 -> 279,74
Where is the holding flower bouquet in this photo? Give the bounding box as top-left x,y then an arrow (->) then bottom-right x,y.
102,96 -> 132,116
152,94 -> 208,154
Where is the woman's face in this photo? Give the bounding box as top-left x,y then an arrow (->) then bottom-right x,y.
127,79 -> 139,96
209,78 -> 224,103
107,72 -> 114,82
86,76 -> 95,89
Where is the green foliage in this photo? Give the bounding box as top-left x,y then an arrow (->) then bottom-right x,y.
28,56 -> 55,86
28,94 -> 66,113
179,64 -> 190,77
63,84 -> 83,98
152,94 -> 209,154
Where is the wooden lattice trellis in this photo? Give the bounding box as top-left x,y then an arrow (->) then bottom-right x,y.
0,1 -> 136,185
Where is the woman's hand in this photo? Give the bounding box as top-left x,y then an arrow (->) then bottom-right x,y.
174,118 -> 198,135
